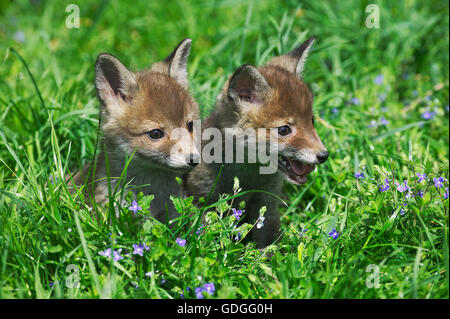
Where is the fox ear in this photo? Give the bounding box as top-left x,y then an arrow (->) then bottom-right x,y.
164,38 -> 192,89
95,53 -> 137,108
268,37 -> 315,79
227,64 -> 270,107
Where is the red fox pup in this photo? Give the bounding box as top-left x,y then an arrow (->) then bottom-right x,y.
186,38 -> 328,248
72,39 -> 199,223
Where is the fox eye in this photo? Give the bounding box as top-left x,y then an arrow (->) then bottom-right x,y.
187,121 -> 193,132
147,129 -> 164,140
277,125 -> 292,136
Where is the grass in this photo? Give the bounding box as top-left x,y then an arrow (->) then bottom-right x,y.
0,0 -> 448,299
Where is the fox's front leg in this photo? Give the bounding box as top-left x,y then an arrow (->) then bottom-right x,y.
246,193 -> 281,249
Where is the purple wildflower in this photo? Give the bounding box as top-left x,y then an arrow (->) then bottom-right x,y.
128,201 -> 142,214
132,244 -> 145,257
379,178 -> 390,192
196,224 -> 204,235
328,228 -> 339,240
195,287 -> 204,299
422,111 -> 435,120
399,208 -> 406,216
368,120 -> 378,128
235,232 -> 242,241
379,117 -> 389,126
176,238 -> 186,247
416,190 -> 424,198
395,180 -> 410,193
49,174 -> 58,185
374,74 -> 384,85
299,227 -> 308,237
350,97 -> 360,105
331,108 -> 339,114
444,188 -> 449,200
204,283 -> 215,295
13,30 -> 26,43
354,172 -> 365,179
98,248 -> 112,257
416,173 -> 427,183
433,177 -> 445,189
113,249 -> 123,262
232,208 -> 243,221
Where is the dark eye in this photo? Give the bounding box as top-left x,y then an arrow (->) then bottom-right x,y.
147,129 -> 164,140
312,115 -> 315,126
277,125 -> 292,136
187,121 -> 193,132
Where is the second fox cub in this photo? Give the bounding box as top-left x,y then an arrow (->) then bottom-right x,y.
186,38 -> 328,248
72,39 -> 199,223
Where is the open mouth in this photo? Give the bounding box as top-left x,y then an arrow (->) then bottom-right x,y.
278,156 -> 316,185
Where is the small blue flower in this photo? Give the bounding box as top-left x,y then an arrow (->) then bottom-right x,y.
128,201 -> 142,214
416,173 -> 427,183
299,227 -> 308,237
395,180 -> 409,193
379,178 -> 390,192
354,172 -> 365,179
232,208 -> 243,221
350,97 -> 360,105
234,232 -> 242,241
196,224 -> 204,235
176,238 -> 186,247
422,111 -> 435,120
331,108 -> 339,114
132,244 -> 145,257
195,287 -> 204,299
328,228 -> 339,240
433,177 -> 445,189
50,175 -> 58,185
98,248 -> 111,257
204,282 -> 215,295
444,188 -> 449,200
368,120 -> 378,128
416,190 -> 424,198
13,30 -> 26,43
379,117 -> 389,126
113,249 -> 123,262
374,74 -> 384,85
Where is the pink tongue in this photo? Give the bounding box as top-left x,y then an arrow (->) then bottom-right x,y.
288,159 -> 315,176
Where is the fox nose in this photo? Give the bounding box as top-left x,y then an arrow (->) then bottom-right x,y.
316,150 -> 329,163
187,153 -> 200,167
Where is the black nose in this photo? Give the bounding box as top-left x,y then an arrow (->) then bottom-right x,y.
317,150 -> 329,163
187,154 -> 200,167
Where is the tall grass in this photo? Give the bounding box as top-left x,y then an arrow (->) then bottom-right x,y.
0,0 -> 448,298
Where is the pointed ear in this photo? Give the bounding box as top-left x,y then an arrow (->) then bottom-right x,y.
227,64 -> 270,107
267,37 -> 315,79
164,38 -> 192,89
95,53 -> 138,108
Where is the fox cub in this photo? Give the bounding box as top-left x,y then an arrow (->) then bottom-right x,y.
72,38 -> 200,223
186,38 -> 328,248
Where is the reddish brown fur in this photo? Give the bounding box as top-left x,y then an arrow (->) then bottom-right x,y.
238,65 -> 324,154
